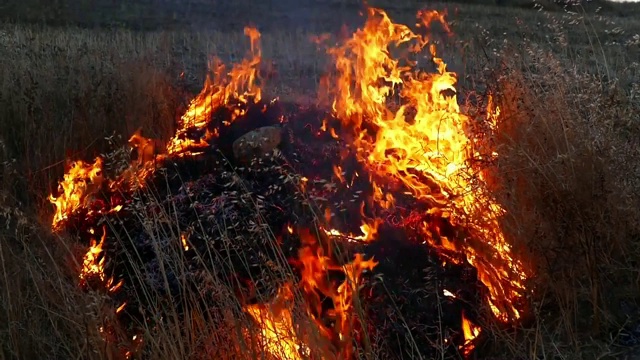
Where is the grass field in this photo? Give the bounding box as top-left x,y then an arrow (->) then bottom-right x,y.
1,0 -> 640,359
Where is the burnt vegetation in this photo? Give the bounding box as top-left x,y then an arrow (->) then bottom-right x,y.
1,1 -> 640,360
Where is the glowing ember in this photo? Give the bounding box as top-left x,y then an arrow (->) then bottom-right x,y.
321,7 -> 529,322
180,232 -> 190,251
443,289 -> 457,299
49,157 -> 104,230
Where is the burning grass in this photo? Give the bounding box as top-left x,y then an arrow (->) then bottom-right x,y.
1,2 -> 640,360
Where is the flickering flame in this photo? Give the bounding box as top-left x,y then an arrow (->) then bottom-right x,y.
180,232 -> 190,251
322,7 -> 528,322
49,27 -> 265,224
107,278 -> 124,293
49,157 -> 104,230
116,130 -> 162,187
116,302 -> 127,314
47,6 -> 530,359
296,228 -> 377,359
321,219 -> 380,242
79,226 -> 107,285
460,311 -> 481,357
246,228 -> 377,359
165,26 -> 263,156
245,283 -> 305,360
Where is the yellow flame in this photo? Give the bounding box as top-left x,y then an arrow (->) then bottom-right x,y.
79,226 -> 107,285
460,311 -> 481,357
245,284 -> 305,360
180,232 -> 190,251
166,26 -> 263,157
49,157 -> 104,230
323,7 -> 528,322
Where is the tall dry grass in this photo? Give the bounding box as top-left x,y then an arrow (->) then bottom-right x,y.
0,25 -> 322,208
1,3 -> 640,360
0,24 -> 340,360
471,11 -> 640,359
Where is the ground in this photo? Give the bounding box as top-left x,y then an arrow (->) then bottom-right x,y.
1,0 -> 640,359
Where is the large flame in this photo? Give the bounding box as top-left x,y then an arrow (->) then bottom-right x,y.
321,7 -> 528,322
49,27 -> 264,230
47,6 -> 531,359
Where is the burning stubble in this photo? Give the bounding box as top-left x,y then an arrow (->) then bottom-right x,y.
48,6 -> 530,360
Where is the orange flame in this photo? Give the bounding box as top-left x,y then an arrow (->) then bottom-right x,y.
180,232 -> 190,251
460,311 -> 481,357
245,228 -> 377,359
245,283 -> 306,360
297,228 -> 377,359
79,227 -> 125,298
115,130 -> 162,188
50,27 -> 265,221
322,7 -> 528,322
49,157 -> 104,230
79,226 -> 107,285
47,7 -> 531,359
166,26 -> 263,156
321,218 -> 381,243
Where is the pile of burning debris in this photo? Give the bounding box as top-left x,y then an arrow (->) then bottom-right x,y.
48,7 -> 530,360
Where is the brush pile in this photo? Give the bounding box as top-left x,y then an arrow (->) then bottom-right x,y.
48,6 -> 530,359
53,98 -> 485,359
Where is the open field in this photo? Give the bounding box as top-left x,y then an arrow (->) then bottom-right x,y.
1,0 -> 640,359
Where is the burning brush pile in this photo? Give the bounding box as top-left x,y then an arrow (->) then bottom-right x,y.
48,7 -> 530,360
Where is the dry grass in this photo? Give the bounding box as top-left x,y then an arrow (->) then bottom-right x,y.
482,44 -> 640,358
1,1 -> 640,359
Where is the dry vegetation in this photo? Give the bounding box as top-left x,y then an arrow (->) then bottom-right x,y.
1,0 -> 640,359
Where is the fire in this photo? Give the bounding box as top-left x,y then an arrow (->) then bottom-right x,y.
180,232 -> 190,251
79,226 -> 107,285
245,284 -> 306,360
50,26 -> 265,226
320,219 -> 380,243
321,7 -> 529,322
165,26 -> 262,156
245,228 -> 377,359
460,311 -> 481,356
49,157 -> 104,230
117,130 -> 163,188
46,5 -> 531,359
296,228 -> 377,359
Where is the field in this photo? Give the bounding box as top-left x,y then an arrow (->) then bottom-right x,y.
1,0 -> 640,359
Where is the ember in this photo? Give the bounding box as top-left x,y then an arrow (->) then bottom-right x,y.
47,6 -> 529,359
